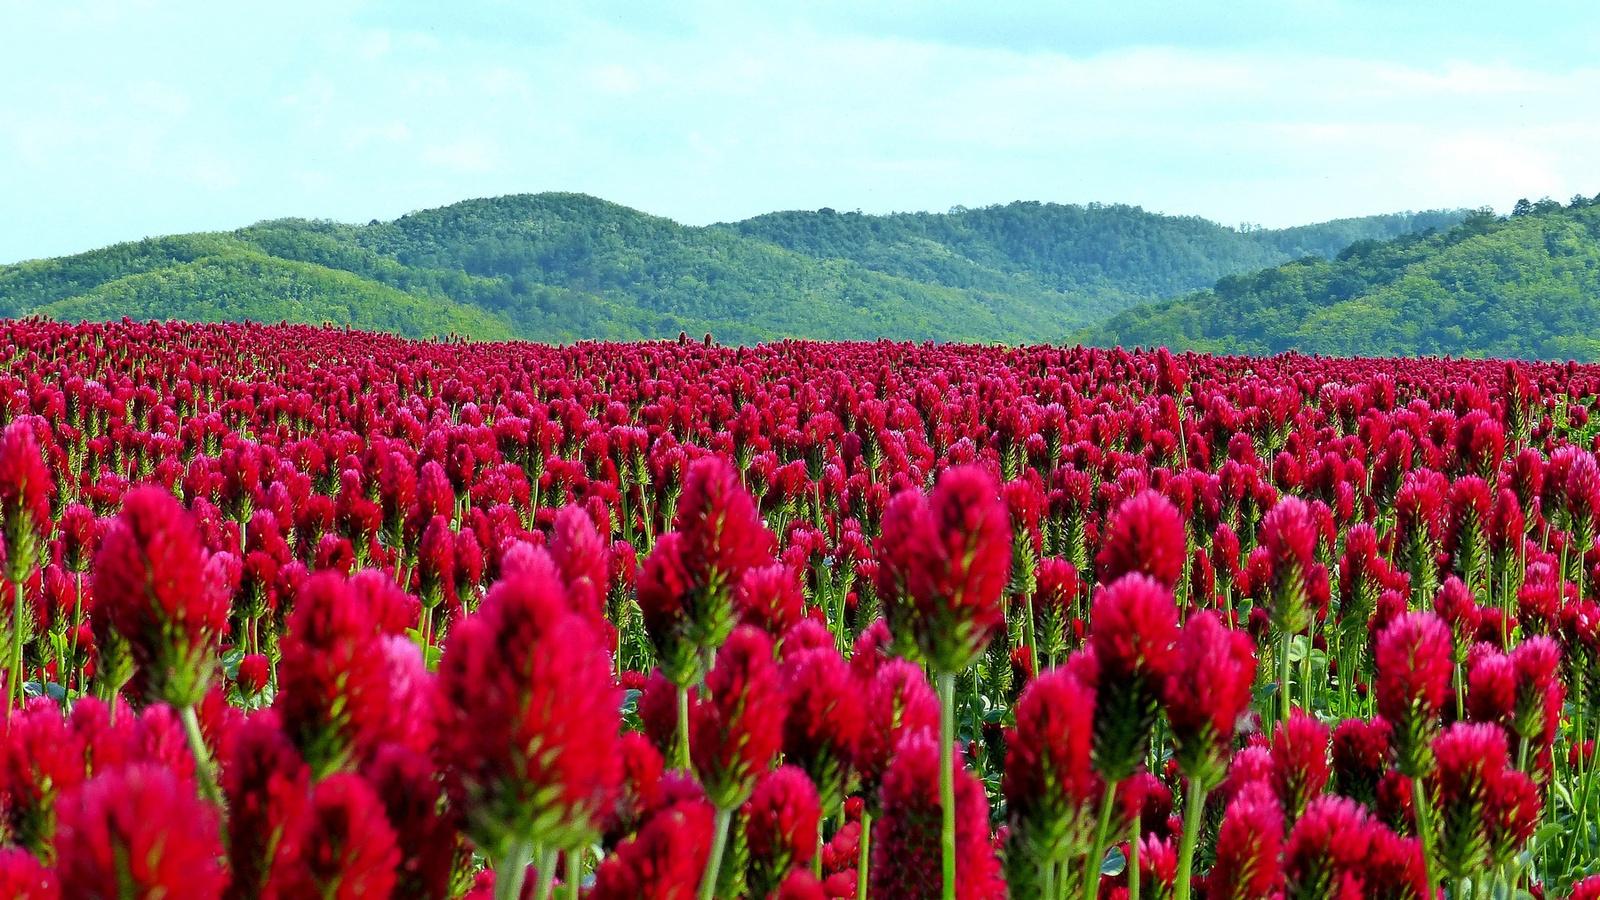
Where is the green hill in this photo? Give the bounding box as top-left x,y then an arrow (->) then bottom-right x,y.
1083,197 -> 1600,361
0,192 -> 1464,343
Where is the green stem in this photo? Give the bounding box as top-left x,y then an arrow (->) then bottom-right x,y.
8,578 -> 24,715
1128,817 -> 1140,900
938,671 -> 958,900
1411,777 -> 1438,895
533,847 -> 558,900
857,810 -> 872,900
1082,780 -> 1118,900
566,848 -> 583,900
1577,754 -> 1596,863
1453,662 -> 1465,724
179,704 -> 225,811
496,840 -> 532,900
700,806 -> 734,900
1173,783 -> 1208,900
72,573 -> 86,694
1279,631 -> 1293,723
1023,593 -> 1040,676
416,605 -> 433,659
1301,626 -> 1313,712
676,684 -> 693,770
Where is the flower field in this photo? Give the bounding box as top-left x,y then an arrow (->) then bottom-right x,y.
3,318 -> 1600,898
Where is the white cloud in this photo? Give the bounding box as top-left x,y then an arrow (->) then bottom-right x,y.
421,137 -> 502,174
5,1 -> 1600,262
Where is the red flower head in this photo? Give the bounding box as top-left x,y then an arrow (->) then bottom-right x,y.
1337,523 -> 1383,615
266,773 -> 401,900
744,765 -> 823,898
691,625 -> 785,809
640,522 -> 732,682
1165,610 -> 1256,789
1219,745 -> 1276,805
636,668 -> 689,759
415,514 -> 456,612
236,652 -> 270,697
1358,826 -> 1430,900
1032,556 -> 1080,668
366,742 -> 461,900
1088,574 -> 1180,782
1430,722 -> 1514,879
781,646 -> 864,816
871,732 -> 1003,900
414,460 -> 454,526
56,763 -> 227,900
1467,649 -> 1515,729
875,464 -> 1011,673
1260,496 -> 1320,636
56,502 -> 104,574
1003,666 -> 1100,866
590,799 -> 715,900
736,563 -> 807,640
550,503 -> 610,633
855,658 -> 940,804
1571,876 -> 1600,900
1432,576 -> 1482,665
606,731 -> 666,843
439,544 -> 621,859
1283,796 -> 1371,900
1270,711 -> 1331,819
775,869 -> 827,900
780,618 -> 834,658
1567,452 -> 1600,535
3,698 -> 90,854
677,452 -> 775,606
1119,769 -> 1172,840
1375,612 -> 1453,778
222,711 -> 312,900
278,571 -> 422,776
1208,781 -> 1283,900
1509,636 -> 1564,758
0,419 -> 52,582
1097,489 -> 1186,590
0,847 -> 56,900
1003,476 -> 1045,592
95,486 -> 229,707
849,618 -> 894,682
1330,716 -> 1390,808
1517,572 -> 1562,637
1373,770 -> 1416,836
1485,763 -> 1541,868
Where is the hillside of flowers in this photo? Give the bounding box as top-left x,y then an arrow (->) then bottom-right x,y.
3,317 -> 1600,899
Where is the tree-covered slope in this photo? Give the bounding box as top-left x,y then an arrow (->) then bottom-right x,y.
717,203 -> 1465,303
0,192 -> 1464,344
1083,198 -> 1600,361
0,237 -> 516,340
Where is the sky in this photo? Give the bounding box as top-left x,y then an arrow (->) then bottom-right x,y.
4,1 -> 1600,264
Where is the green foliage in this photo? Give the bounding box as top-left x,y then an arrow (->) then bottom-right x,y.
719,202 -> 1466,306
27,246 -> 516,341
0,192 -> 1464,344
1084,199 -> 1600,361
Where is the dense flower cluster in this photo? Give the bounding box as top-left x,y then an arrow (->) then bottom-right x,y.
0,320 -> 1599,896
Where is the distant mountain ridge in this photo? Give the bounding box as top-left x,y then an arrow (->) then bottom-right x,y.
1083,195 -> 1600,361
0,193 -> 1465,344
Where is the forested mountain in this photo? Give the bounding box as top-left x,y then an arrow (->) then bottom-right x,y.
1083,196 -> 1600,361
718,204 -> 1460,303
0,193 -> 1462,343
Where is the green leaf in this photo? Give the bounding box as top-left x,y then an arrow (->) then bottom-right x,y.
1100,847 -> 1126,877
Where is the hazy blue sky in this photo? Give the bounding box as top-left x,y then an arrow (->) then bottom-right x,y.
4,0 -> 1600,263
